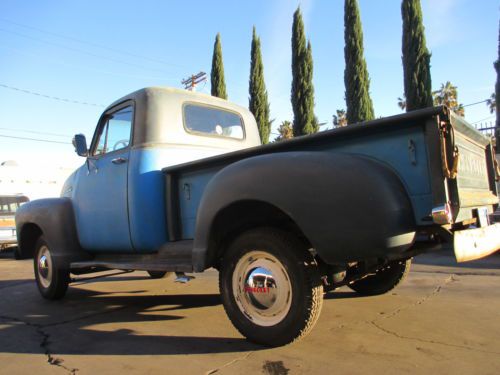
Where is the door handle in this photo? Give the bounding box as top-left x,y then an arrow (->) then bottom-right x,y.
111,157 -> 127,165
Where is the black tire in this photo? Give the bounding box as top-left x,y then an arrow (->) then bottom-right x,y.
349,258 -> 411,296
147,271 -> 171,279
220,228 -> 323,347
34,236 -> 69,300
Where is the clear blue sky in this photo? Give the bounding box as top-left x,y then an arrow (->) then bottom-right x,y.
0,0 -> 498,168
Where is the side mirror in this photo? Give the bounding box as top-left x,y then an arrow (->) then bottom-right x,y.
72,134 -> 88,157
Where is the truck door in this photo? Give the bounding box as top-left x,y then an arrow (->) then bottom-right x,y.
73,103 -> 133,252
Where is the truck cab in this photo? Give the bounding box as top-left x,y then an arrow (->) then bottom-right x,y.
64,87 -> 260,253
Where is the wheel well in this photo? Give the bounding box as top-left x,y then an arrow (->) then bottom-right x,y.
19,224 -> 43,259
207,200 -> 312,269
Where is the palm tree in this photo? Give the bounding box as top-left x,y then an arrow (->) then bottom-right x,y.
397,95 -> 406,111
332,109 -> 348,127
486,93 -> 496,114
276,121 -> 294,141
433,81 -> 465,116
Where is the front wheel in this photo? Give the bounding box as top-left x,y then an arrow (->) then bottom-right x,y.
349,259 -> 411,296
220,228 -> 323,346
34,236 -> 69,300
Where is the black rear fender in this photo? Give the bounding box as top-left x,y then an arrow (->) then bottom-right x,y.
192,152 -> 416,271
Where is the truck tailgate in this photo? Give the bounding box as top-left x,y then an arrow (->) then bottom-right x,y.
445,111 -> 498,222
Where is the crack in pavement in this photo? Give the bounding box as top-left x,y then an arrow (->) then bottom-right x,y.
0,305 -> 130,374
374,274 -> 458,321
0,315 -> 79,374
370,320 -> 500,355
205,351 -> 254,374
328,274 -> 458,334
368,274 -> 500,355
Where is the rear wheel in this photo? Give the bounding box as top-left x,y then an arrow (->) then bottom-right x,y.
34,236 -> 69,300
349,259 -> 411,296
220,228 -> 323,346
147,271 -> 171,279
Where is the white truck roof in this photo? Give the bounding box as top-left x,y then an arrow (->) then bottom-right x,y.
104,87 -> 262,151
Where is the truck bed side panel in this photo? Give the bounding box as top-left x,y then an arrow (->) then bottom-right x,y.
172,123 -> 434,240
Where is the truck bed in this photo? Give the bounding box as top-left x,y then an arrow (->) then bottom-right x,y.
163,106 -> 498,242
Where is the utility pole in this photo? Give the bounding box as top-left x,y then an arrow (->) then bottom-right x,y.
182,72 -> 207,91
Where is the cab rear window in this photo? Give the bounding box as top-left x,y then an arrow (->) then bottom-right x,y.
183,104 -> 244,140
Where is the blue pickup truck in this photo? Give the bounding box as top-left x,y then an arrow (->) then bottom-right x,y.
16,87 -> 500,346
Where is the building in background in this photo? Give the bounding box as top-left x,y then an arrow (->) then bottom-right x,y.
0,160 -> 74,200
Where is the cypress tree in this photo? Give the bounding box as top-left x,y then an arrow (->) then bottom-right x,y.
344,0 -> 375,124
211,33 -> 228,99
401,0 -> 433,111
249,26 -> 271,144
307,41 -> 319,133
291,7 -> 316,136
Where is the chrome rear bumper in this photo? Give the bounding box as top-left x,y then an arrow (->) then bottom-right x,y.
454,223 -> 500,262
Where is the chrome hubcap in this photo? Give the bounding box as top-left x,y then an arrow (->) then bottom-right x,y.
38,255 -> 49,278
37,246 -> 53,289
244,267 -> 277,309
233,251 -> 292,327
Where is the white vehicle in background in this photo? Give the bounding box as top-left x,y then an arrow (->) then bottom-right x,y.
0,195 -> 29,257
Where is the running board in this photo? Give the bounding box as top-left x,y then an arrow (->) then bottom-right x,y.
70,240 -> 194,273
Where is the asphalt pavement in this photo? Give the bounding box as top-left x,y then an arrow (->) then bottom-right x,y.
0,249 -> 499,375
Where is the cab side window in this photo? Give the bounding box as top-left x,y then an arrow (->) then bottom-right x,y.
93,106 -> 133,156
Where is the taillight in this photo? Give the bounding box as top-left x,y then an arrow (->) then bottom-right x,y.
432,203 -> 453,225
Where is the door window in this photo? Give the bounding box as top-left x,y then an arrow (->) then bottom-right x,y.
93,106 -> 133,156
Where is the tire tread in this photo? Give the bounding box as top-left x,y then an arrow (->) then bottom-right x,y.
219,227 -> 323,346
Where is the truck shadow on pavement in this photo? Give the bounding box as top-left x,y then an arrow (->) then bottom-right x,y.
0,278 -> 34,290
0,287 -> 263,355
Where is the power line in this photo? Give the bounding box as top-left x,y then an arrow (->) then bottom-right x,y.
462,99 -> 489,108
0,83 -> 105,107
0,44 -> 174,82
0,28 -> 179,76
0,134 -> 71,145
0,17 -> 183,69
471,115 -> 495,125
0,126 -> 71,138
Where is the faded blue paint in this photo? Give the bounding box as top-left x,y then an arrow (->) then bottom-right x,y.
127,148 -> 169,252
177,168 -> 220,239
175,124 -> 436,239
73,147 -> 133,252
313,126 -> 433,223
